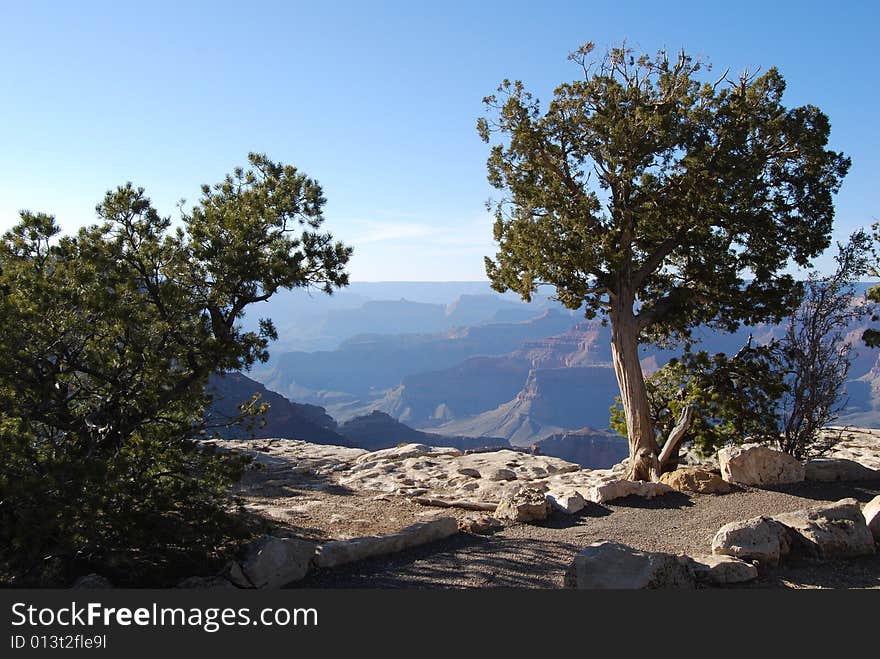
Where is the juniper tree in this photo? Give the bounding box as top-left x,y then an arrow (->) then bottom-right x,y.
0,154 -> 351,584
478,42 -> 849,480
610,341 -> 784,462
611,233 -> 869,464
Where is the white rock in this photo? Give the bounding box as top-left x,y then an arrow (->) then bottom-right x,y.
822,427 -> 880,470
354,443 -> 461,465
686,554 -> 758,584
713,498 -> 876,566
458,515 -> 503,535
494,487 -> 551,523
210,438 -> 658,520
546,490 -> 586,514
587,479 -> 674,504
712,516 -> 792,566
718,444 -> 805,485
863,495 -> 880,542
203,439 -> 367,484
773,498 -> 876,560
314,517 -> 459,568
564,541 -> 694,589
240,535 -> 317,589
804,458 -> 880,482
483,467 -> 517,481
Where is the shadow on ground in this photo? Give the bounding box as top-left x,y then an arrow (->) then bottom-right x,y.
742,554 -> 880,589
293,533 -> 576,589
608,492 -> 695,510
757,479 -> 880,503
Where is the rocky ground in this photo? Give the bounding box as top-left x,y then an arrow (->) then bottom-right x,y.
296,481 -> 880,589
206,427 -> 880,589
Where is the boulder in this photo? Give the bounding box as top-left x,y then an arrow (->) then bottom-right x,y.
773,498 -> 876,560
711,515 -> 792,566
718,444 -> 805,486
660,468 -> 731,494
587,479 -> 674,504
804,459 -> 880,482
546,490 -> 586,514
564,541 -> 695,589
71,573 -> 114,589
459,515 -> 503,535
315,517 -> 459,568
222,561 -> 253,588
713,499 -> 877,566
494,487 -> 551,523
240,535 -> 317,588
685,554 -> 758,585
863,495 -> 880,542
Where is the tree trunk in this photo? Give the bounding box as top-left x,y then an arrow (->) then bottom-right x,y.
657,404 -> 696,474
610,302 -> 660,481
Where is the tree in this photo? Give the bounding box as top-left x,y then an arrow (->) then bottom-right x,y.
0,153 -> 351,585
609,233 -> 869,465
777,232 -> 870,459
610,341 -> 784,464
478,42 -> 850,480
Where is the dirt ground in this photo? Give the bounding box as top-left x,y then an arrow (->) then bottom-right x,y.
238,462 -> 880,589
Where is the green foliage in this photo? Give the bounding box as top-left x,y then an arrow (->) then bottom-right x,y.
862,222 -> 880,348
479,41 -> 848,473
610,344 -> 784,456
479,41 -> 849,343
612,233 -> 871,461
0,154 -> 351,585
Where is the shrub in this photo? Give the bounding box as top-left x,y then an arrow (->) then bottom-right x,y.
0,154 -> 350,585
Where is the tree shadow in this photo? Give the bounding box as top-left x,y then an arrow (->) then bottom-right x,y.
234,457 -> 359,498
293,533 -> 578,589
755,479 -> 880,503
607,492 -> 695,510
535,503 -> 614,529
740,554 -> 880,589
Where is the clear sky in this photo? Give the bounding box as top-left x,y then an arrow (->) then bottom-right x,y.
1,0 -> 877,281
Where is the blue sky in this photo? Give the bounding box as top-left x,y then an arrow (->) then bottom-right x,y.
1,0 -> 877,280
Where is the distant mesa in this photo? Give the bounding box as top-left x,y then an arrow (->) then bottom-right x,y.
339,410 -> 508,452
206,373 -> 628,469
262,308 -> 576,401
427,364 -> 621,446
205,373 -> 507,453
235,283 -> 880,462
531,428 -> 629,469
206,372 -> 350,446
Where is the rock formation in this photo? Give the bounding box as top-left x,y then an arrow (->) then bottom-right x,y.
712,499 -> 876,566
565,541 -> 695,589
718,444 -> 806,485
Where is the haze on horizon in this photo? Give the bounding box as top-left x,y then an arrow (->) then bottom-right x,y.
1,0 -> 877,281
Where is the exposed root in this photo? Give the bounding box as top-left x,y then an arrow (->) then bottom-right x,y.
412,497 -> 498,512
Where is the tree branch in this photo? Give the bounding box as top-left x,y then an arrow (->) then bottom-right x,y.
636,286 -> 703,330
657,404 -> 696,473
632,237 -> 679,288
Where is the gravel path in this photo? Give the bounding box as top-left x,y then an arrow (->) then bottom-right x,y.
294,479 -> 880,589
